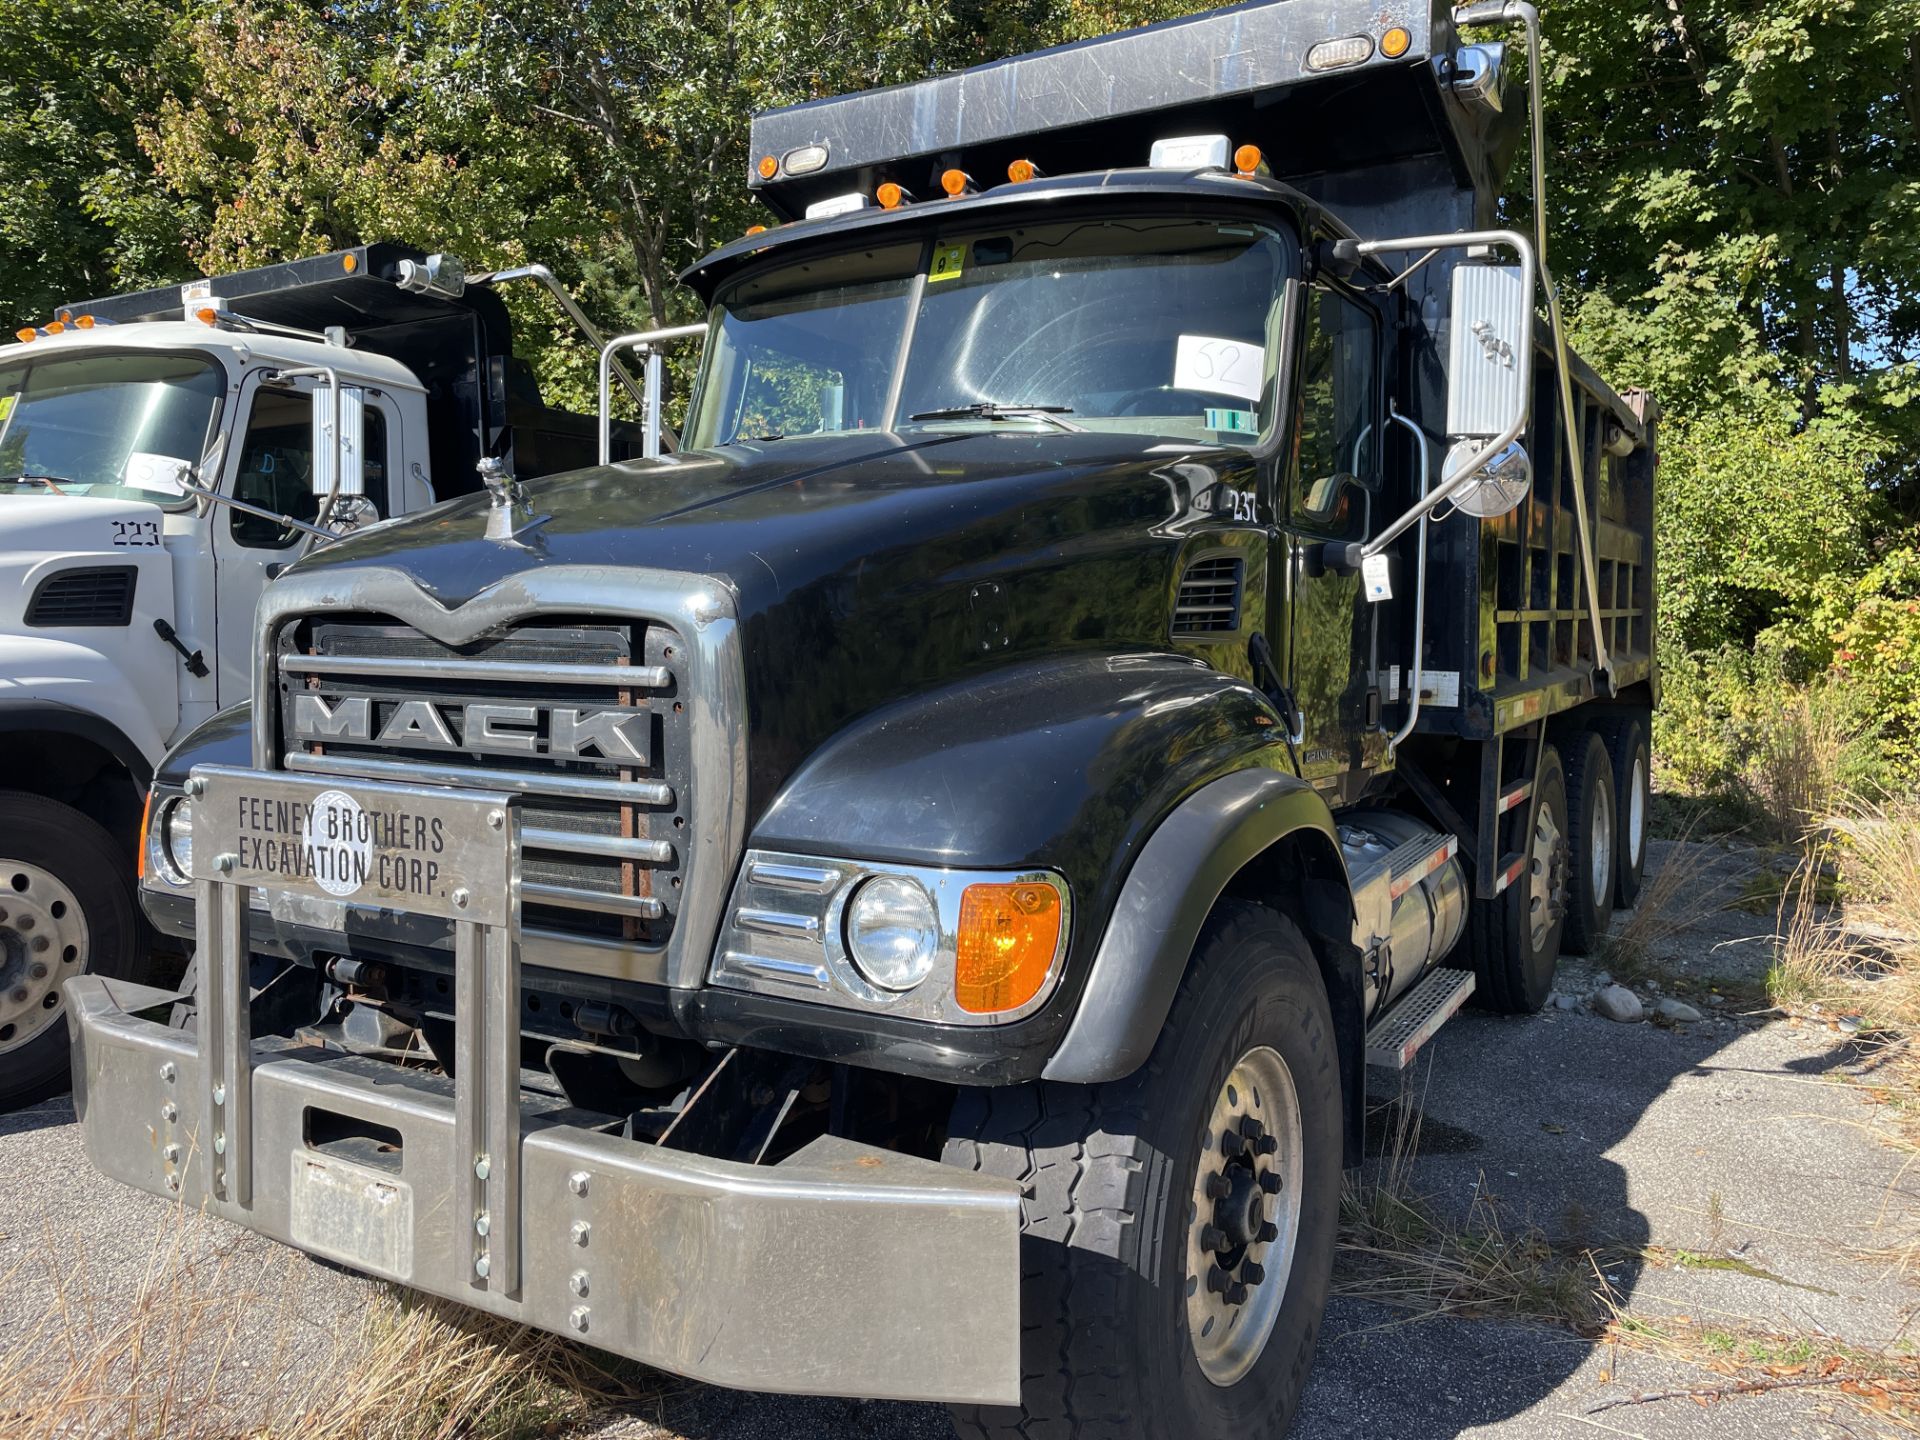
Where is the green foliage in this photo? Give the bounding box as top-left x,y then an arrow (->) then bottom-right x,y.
1823,545 -> 1920,781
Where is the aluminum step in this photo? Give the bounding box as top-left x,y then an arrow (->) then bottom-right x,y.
1365,967 -> 1476,1070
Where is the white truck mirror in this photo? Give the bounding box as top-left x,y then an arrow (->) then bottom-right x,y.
1442,263 -> 1533,519
310,381 -> 366,499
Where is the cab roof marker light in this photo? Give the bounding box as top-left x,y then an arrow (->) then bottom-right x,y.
74,315 -> 95,329
1305,35 -> 1376,71
783,143 -> 829,176
1233,144 -> 1268,179
804,192 -> 873,220
1006,158 -> 1043,183
940,168 -> 976,198
876,182 -> 911,209
43,320 -> 65,335
1148,134 -> 1232,171
13,327 -> 35,343
745,225 -> 768,236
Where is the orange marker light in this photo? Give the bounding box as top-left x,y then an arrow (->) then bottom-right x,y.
745,224 -> 768,236
940,168 -> 973,197
757,154 -> 779,180
877,182 -> 907,208
136,790 -> 153,881
193,306 -> 219,326
1007,158 -> 1041,183
1234,144 -> 1264,177
44,320 -> 65,335
342,253 -> 358,273
955,881 -> 1064,1015
14,328 -> 35,343
1381,26 -> 1412,58
74,314 -> 95,329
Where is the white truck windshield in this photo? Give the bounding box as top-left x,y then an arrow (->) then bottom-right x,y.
0,351 -> 226,504
687,216 -> 1297,451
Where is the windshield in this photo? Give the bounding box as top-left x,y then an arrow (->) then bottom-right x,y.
0,350 -> 227,504
687,216 -> 1297,451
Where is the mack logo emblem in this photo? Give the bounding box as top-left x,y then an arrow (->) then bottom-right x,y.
293,692 -> 648,764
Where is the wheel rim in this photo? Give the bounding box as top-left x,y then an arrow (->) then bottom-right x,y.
1527,801 -> 1567,952
1588,779 -> 1613,904
0,861 -> 89,1054
1628,755 -> 1647,869
1185,1044 -> 1303,1388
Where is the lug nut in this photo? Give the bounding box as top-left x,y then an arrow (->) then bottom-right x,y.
28,963 -> 47,980
1258,1171 -> 1281,1195
10,988 -> 26,1004
1257,1220 -> 1279,1244
1240,1117 -> 1266,1140
1226,1281 -> 1250,1306
1204,1172 -> 1232,1200
1255,1134 -> 1279,1156
1200,1225 -> 1228,1253
1206,1263 -> 1231,1295
1219,1129 -> 1246,1158
1241,1261 -> 1266,1286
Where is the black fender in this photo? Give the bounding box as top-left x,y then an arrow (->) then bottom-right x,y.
686,651 -> 1326,1085
1042,766 -> 1348,1083
0,702 -> 153,793
152,703 -> 255,787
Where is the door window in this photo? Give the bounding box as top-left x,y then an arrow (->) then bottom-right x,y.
229,390 -> 388,548
1292,288 -> 1378,535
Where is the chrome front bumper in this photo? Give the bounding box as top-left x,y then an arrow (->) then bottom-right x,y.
67,975 -> 1022,1404
68,766 -> 1021,1406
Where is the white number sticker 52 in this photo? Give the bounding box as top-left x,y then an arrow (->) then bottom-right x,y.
1174,334 -> 1267,404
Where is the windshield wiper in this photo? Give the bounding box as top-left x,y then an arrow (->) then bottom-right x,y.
906,403 -> 1083,433
0,473 -> 72,495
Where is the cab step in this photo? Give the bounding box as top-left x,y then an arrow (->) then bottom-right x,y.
1364,967 -> 1477,1070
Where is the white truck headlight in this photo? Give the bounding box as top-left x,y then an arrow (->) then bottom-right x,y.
157,796 -> 193,884
843,875 -> 938,991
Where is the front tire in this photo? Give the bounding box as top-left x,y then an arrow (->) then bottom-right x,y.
943,903 -> 1341,1440
0,792 -> 142,1108
1600,715 -> 1652,908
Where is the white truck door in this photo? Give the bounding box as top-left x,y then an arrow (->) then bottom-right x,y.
209,374 -> 397,707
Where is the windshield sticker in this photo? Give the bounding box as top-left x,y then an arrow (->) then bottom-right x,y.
1205,408 -> 1258,435
928,242 -> 968,284
1175,335 -> 1265,403
123,452 -> 190,494
0,395 -> 13,423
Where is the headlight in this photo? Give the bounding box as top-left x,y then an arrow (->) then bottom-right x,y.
157,796 -> 193,884
843,875 -> 939,991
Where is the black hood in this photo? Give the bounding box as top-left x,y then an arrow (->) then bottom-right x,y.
296,429 -> 1259,814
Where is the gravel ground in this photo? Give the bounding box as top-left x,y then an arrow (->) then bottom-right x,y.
2,839 -> 1914,1438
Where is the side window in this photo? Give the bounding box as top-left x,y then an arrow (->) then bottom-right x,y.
1292,287 -> 1378,534
229,394 -> 388,547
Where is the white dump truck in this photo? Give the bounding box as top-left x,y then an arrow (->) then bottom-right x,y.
0,245 -> 651,1105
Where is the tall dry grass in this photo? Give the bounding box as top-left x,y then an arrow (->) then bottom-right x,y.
0,1209 -> 653,1440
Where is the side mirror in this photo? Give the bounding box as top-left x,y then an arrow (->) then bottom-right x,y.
1442,262 -> 1533,518
310,382 -> 366,502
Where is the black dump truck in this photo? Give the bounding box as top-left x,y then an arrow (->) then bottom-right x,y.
73,2 -> 1657,1434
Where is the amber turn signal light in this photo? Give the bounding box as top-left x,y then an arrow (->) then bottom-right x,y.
1381,26 -> 1412,58
135,789 -> 153,882
955,881 -> 1063,1015
757,153 -> 779,180
940,168 -> 974,197
342,252 -> 358,273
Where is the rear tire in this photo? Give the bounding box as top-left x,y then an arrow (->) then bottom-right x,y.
1600,716 -> 1651,909
1465,745 -> 1569,1014
943,902 -> 1341,1440
1560,730 -> 1617,956
0,792 -> 142,1109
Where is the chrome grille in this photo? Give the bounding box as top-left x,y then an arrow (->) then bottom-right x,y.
274,619 -> 687,943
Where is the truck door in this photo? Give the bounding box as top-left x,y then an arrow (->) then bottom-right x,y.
1282,281 -> 1384,802
210,375 -> 395,706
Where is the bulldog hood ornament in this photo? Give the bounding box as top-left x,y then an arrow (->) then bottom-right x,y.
479,456 -> 548,544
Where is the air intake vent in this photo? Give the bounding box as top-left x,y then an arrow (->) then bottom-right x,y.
1172,556 -> 1244,637
25,566 -> 137,627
